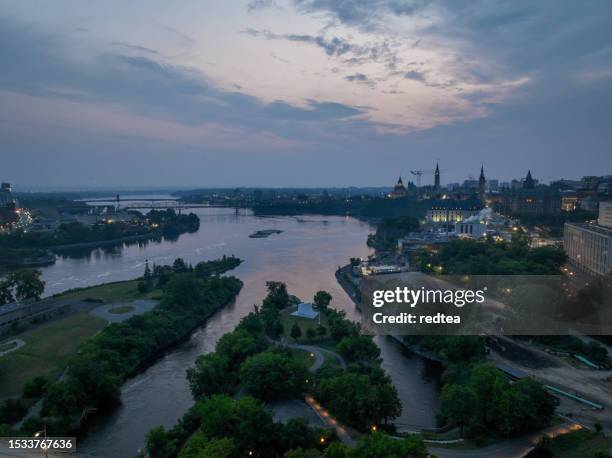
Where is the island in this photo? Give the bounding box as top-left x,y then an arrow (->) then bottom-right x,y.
249,229 -> 283,238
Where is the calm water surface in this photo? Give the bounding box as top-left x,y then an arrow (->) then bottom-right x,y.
36,204 -> 439,457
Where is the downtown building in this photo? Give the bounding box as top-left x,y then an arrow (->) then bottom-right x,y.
564,201 -> 612,277
426,199 -> 483,223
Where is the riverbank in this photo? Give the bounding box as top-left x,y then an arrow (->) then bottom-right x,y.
0,207 -> 200,271
143,282 -> 415,457
3,257 -> 244,438
335,264 -> 362,310
29,210 -> 378,457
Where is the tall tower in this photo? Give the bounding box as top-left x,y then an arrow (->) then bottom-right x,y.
434,163 -> 440,190
478,165 -> 486,202
524,170 -> 535,189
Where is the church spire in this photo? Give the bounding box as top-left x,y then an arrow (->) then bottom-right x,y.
524,170 -> 535,189
434,163 -> 440,189
478,165 -> 486,202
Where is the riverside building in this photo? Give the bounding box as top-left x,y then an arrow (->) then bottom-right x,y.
564,200 -> 612,277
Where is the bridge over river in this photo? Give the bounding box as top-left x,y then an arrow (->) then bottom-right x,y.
83,195 -> 234,210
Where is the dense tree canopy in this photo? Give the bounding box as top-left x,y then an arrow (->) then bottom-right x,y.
0,269 -> 45,304
419,235 -> 566,275
439,363 -> 557,440
240,349 -> 308,401
37,258 -> 242,434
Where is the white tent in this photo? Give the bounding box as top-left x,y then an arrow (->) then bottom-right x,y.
291,303 -> 319,319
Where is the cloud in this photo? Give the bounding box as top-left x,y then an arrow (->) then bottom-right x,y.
403,70 -> 426,82
244,29 -> 355,56
247,0 -> 277,13
345,73 -> 368,82
0,16 -> 365,147
292,0 -> 428,29
111,41 -> 160,55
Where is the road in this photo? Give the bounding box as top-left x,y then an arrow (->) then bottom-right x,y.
286,342 -> 347,371
429,422 -> 582,458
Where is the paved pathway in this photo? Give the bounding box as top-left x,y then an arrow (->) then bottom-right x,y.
305,395 -> 357,447
89,299 -> 157,323
0,338 -> 25,357
286,342 -> 347,371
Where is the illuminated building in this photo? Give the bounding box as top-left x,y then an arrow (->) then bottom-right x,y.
564,201 -> 612,277
426,199 -> 482,223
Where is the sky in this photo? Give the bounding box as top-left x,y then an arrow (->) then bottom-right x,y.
1,0 -> 611,188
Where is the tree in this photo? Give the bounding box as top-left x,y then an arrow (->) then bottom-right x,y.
180,435 -> 235,458
0,279 -> 14,305
440,384 -> 478,435
0,399 -> 26,425
264,281 -> 290,309
141,260 -> 154,292
240,350 -> 308,401
280,418 -> 316,451
315,373 -> 400,430
215,330 -> 268,369
374,383 -> 402,426
172,257 -> 188,272
306,328 -> 317,340
187,352 -> 234,399
291,323 -> 302,340
324,442 -> 350,458
352,433 -> 427,458
313,291 -> 332,311
41,379 -> 86,417
194,395 -> 278,455
495,379 -> 556,437
9,269 -> 45,301
337,335 -> 380,365
22,376 -> 49,398
284,448 -> 321,458
146,426 -> 175,458
316,325 -> 327,336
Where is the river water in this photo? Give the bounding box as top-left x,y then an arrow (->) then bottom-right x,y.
36,205 -> 439,457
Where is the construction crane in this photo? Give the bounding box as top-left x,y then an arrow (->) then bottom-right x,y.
410,170 -> 434,187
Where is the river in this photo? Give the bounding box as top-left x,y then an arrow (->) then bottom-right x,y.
36,203 -> 439,457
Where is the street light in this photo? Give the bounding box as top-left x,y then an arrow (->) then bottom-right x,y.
34,425 -> 48,458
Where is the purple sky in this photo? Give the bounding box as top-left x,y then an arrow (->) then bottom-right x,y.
1,0 -> 611,188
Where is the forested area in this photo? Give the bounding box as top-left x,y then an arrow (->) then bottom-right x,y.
149,282 -> 419,457
406,336 -> 557,443
416,234 -> 566,275
5,256 -> 243,436
367,216 -> 419,250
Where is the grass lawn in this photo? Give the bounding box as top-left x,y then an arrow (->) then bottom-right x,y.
55,279 -> 161,303
0,312 -> 106,399
280,306 -> 329,343
108,305 -> 135,314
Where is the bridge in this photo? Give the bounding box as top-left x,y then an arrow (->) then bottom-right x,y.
120,202 -> 228,210
84,195 -> 233,210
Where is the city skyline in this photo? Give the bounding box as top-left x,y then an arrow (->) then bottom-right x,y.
1,0 -> 612,187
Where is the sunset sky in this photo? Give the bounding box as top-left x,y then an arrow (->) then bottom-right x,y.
1,0 -> 611,188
